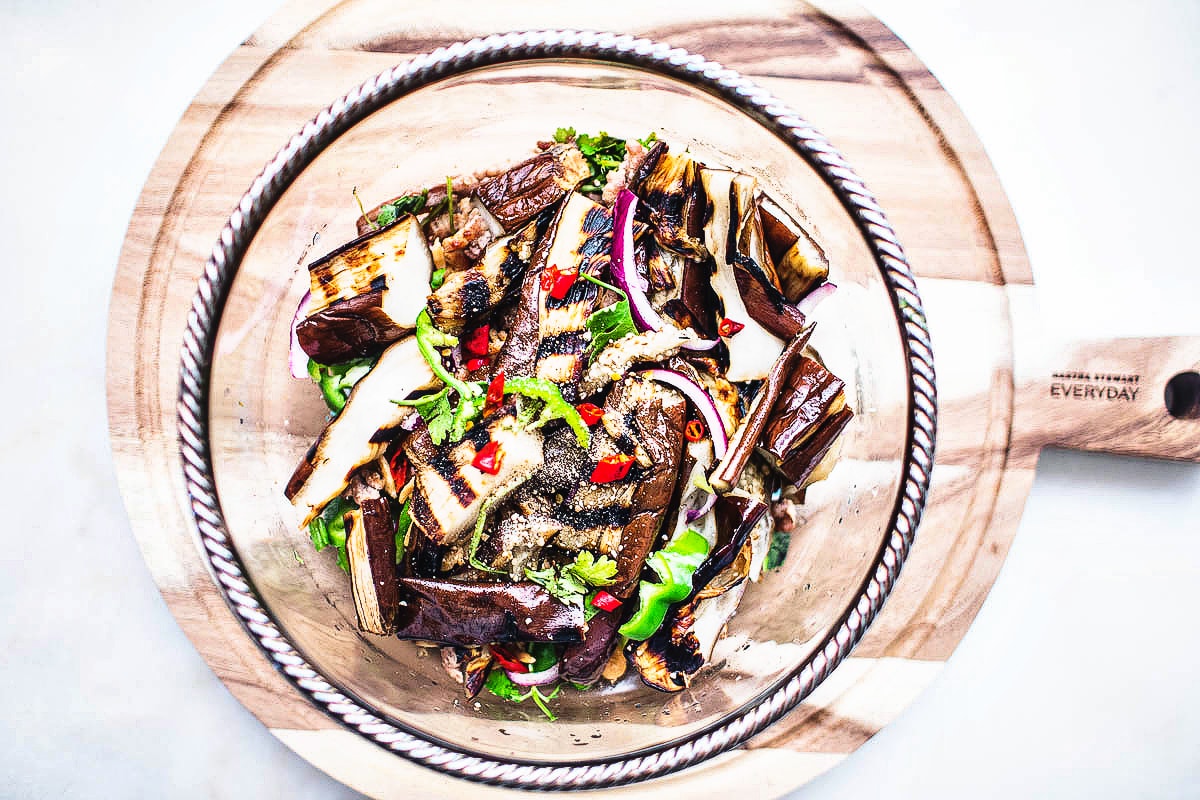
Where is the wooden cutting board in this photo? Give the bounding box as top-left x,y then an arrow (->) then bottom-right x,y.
104,0 -> 1200,797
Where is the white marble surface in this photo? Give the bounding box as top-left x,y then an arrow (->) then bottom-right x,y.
2,1 -> 1198,797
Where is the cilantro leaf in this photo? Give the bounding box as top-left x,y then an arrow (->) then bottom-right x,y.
764,529 -> 791,571
579,274 -> 636,362
526,551 -> 617,608
566,551 -> 617,586
485,669 -> 525,701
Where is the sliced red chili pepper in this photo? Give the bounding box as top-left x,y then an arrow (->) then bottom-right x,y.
540,263 -> 579,300
472,439 -> 503,475
576,402 -> 605,426
590,590 -> 622,612
484,370 -> 506,416
718,317 -> 746,337
540,264 -> 559,293
463,325 -> 490,356
490,646 -> 528,673
549,267 -> 578,300
684,419 -> 706,442
465,356 -> 490,371
388,449 -> 409,487
590,453 -> 634,483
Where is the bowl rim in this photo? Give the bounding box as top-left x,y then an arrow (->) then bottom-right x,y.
176,29 -> 937,790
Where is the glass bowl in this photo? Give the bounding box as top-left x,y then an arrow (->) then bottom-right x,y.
179,31 -> 935,789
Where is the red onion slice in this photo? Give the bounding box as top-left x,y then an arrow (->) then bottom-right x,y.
289,289 -> 312,379
680,337 -> 720,352
506,662 -> 560,687
685,491 -> 718,523
611,189 -> 664,332
639,368 -> 729,459
796,281 -> 837,317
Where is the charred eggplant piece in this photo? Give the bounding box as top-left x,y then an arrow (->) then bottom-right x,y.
631,143 -> 707,259
532,193 -> 615,398
700,169 -> 787,382
476,144 -> 590,232
560,610 -> 622,685
759,198 -> 830,302
709,325 -> 814,493
406,408 -> 544,548
632,577 -> 747,692
297,216 -> 433,363
760,356 -> 853,487
550,376 -> 687,595
610,381 -> 688,598
394,578 -> 586,646
441,646 -> 494,699
287,337 -> 436,525
689,495 -> 768,595
344,497 -> 400,635
426,218 -> 542,333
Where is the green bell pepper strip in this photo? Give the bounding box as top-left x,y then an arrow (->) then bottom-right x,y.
307,357 -> 373,414
414,309 -> 480,400
501,376 -> 590,448
617,528 -> 711,641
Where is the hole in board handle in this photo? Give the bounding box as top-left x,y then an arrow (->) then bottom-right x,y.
1164,371 -> 1200,419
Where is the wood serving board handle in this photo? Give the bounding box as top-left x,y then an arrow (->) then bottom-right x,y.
1015,329 -> 1200,462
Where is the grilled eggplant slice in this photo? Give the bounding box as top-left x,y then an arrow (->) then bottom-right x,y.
426,218 -> 542,333
759,197 -> 830,302
574,375 -> 687,598
533,193 -> 616,398
632,574 -> 748,692
632,143 -> 707,258
757,355 -> 854,487
710,325 -> 814,493
476,144 -> 590,231
560,609 -> 622,685
406,409 -> 544,547
297,215 -> 433,363
394,578 -> 586,645
700,169 -> 787,382
344,497 -> 400,635
286,337 -> 436,525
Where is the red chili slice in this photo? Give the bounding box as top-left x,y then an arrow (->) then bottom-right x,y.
576,402 -> 605,426
490,646 -> 528,673
548,267 -> 578,300
465,356 -> 489,371
684,419 -> 706,442
540,264 -> 559,293
484,370 -> 506,416
388,449 -> 409,487
472,440 -> 503,475
590,590 -> 621,612
463,325 -> 490,356
718,317 -> 746,337
590,453 -> 634,483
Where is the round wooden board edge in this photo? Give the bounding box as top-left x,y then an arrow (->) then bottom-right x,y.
105,0 -> 1032,796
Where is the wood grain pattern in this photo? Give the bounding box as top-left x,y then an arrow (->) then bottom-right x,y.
104,0 -> 1198,797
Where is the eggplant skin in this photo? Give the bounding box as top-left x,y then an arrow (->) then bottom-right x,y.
690,495 -> 768,596
394,578 -> 585,646
759,356 -> 854,486
296,289 -> 407,363
346,497 -> 400,635
476,144 -> 590,231
560,610 -> 622,685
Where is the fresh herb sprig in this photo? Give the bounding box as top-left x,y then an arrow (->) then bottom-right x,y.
580,273 -> 636,362
525,551 -> 618,608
